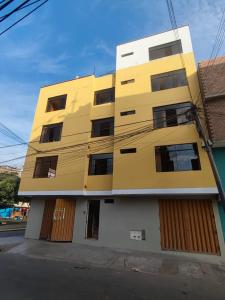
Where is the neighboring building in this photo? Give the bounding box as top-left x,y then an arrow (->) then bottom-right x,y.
198,57 -> 225,242
0,165 -> 22,177
19,26 -> 225,260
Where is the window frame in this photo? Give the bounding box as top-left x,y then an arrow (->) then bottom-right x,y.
40,122 -> 63,143
91,117 -> 114,138
120,148 -> 137,154
121,52 -> 134,57
155,143 -> 201,172
151,69 -> 187,92
88,153 -> 113,175
46,95 -> 67,112
33,156 -> 58,178
120,110 -> 136,116
121,79 -> 135,85
94,88 -> 115,105
153,102 -> 192,129
149,40 -> 182,61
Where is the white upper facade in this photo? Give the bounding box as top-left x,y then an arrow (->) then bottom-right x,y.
116,26 -> 193,70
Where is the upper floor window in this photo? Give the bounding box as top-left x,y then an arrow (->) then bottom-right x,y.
46,95 -> 67,112
40,123 -> 63,143
149,40 -> 182,61
120,148 -> 136,154
153,102 -> 192,129
151,69 -> 187,92
155,143 -> 201,172
121,52 -> 134,57
91,118 -> 114,138
94,88 -> 115,105
120,110 -> 136,116
33,156 -> 58,178
89,153 -> 113,175
121,79 -> 135,85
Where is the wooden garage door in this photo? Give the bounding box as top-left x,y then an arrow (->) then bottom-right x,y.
159,199 -> 220,255
40,199 -> 55,240
50,198 -> 76,242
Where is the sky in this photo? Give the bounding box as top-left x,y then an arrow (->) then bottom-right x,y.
0,0 -> 225,168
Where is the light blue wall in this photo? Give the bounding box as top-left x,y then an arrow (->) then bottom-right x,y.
213,148 -> 225,241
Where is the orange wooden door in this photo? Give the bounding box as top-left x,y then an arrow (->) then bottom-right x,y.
40,199 -> 56,240
50,198 -> 76,242
159,199 -> 220,255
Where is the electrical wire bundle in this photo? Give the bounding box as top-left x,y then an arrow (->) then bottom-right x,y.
0,0 -> 48,36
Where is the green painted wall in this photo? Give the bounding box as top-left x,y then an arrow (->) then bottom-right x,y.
213,148 -> 225,242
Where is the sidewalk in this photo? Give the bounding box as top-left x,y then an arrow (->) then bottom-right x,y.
8,240 -> 225,281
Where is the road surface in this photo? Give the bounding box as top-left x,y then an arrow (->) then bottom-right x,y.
0,229 -> 25,238
0,253 -> 224,300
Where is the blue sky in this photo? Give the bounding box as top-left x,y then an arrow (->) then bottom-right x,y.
0,0 -> 224,168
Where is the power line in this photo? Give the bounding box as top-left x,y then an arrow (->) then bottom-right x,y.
0,109 -> 194,165
0,0 -> 30,23
0,0 -> 15,12
0,0 -> 48,37
0,122 -> 39,153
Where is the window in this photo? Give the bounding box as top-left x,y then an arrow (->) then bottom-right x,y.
120,148 -> 136,154
89,153 -> 113,175
46,95 -> 67,112
33,156 -> 58,178
121,52 -> 134,57
121,79 -> 135,85
120,110 -> 136,116
104,199 -> 114,204
91,118 -> 114,138
149,40 -> 182,60
155,143 -> 201,172
153,102 -> 192,129
40,123 -> 63,143
94,88 -> 115,105
151,69 -> 187,91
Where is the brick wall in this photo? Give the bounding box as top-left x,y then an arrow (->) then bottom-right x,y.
199,57 -> 225,143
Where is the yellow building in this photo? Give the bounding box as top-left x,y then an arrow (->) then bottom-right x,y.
19,26 -> 225,260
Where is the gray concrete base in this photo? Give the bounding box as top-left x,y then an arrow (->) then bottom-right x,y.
8,239 -> 225,279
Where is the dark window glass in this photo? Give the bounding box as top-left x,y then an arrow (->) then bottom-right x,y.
91,118 -> 114,138
46,95 -> 67,112
120,110 -> 136,116
95,88 -> 115,105
33,156 -> 58,178
89,153 -> 113,175
149,40 -> 182,60
40,123 -> 63,143
121,79 -> 135,85
155,143 -> 201,172
153,102 -> 192,129
151,69 -> 187,91
121,52 -> 134,57
104,199 -> 115,204
120,148 -> 136,154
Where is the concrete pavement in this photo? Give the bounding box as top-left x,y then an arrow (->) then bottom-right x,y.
0,230 -> 24,252
8,240 -> 225,281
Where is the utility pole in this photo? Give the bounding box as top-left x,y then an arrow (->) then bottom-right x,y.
192,105 -> 225,212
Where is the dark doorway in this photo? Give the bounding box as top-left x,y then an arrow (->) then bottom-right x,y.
87,200 -> 100,239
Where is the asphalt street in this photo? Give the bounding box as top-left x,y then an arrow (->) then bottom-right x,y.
0,229 -> 25,238
0,253 -> 225,300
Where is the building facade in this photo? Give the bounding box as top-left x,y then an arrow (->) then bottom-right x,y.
19,26 -> 225,260
198,57 -> 225,242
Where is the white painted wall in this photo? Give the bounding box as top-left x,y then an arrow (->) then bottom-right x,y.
25,198 -> 45,239
116,26 -> 193,70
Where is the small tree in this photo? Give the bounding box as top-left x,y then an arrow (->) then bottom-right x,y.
0,173 -> 20,208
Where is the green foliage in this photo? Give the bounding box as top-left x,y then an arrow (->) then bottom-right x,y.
0,173 -> 20,207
